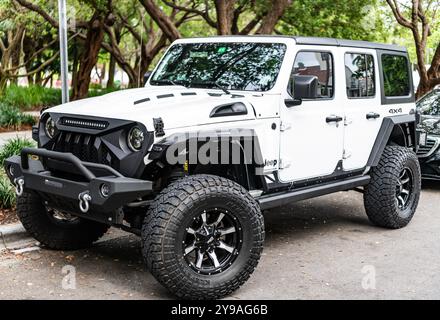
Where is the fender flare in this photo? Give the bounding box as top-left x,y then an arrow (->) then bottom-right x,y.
367,114 -> 417,167
148,129 -> 266,189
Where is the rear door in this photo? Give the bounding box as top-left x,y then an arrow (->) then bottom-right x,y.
342,49 -> 383,171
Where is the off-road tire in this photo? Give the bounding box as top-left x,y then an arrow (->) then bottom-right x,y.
364,146 -> 421,229
142,174 -> 265,300
17,191 -> 110,250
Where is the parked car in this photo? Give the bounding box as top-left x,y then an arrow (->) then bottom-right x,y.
417,87 -> 440,180
4,36 -> 421,299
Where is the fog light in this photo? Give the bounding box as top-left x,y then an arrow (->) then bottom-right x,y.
100,184 -> 111,198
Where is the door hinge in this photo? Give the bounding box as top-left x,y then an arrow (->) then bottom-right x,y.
279,159 -> 291,169
343,149 -> 352,160
280,122 -> 291,132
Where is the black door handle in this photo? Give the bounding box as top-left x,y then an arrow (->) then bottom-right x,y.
326,115 -> 343,123
366,112 -> 380,120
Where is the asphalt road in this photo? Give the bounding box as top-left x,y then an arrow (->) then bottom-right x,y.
0,181 -> 439,300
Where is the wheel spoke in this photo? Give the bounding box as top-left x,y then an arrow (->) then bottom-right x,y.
195,250 -> 204,268
215,212 -> 225,226
397,195 -> 405,207
208,251 -> 220,268
219,226 -> 236,236
184,243 -> 197,255
186,227 -> 196,235
201,212 -> 207,224
401,189 -> 410,195
399,170 -> 406,179
401,178 -> 410,185
217,241 -> 235,253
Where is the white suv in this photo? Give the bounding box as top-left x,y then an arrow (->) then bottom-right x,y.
4,36 -> 421,299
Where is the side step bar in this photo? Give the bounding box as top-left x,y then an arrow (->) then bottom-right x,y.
258,175 -> 371,210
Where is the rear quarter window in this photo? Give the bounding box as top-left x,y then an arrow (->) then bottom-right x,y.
381,54 -> 410,97
377,50 -> 414,105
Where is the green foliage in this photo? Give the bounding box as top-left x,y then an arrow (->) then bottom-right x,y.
0,103 -> 37,129
88,86 -> 120,97
280,0 -> 387,41
0,172 -> 15,209
0,137 -> 35,166
0,85 -> 118,110
0,137 -> 36,209
0,85 -> 62,110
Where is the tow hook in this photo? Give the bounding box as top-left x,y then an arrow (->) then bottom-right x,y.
14,178 -> 25,196
78,191 -> 92,213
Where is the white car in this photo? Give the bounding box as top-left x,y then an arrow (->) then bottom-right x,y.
4,36 -> 421,299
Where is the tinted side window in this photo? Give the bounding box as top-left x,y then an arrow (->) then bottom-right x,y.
345,53 -> 375,98
418,91 -> 440,116
382,54 -> 410,97
292,51 -> 334,98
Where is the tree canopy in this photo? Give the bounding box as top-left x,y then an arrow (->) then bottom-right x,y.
0,0 -> 438,99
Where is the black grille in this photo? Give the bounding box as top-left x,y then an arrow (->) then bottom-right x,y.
417,138 -> 437,156
52,131 -> 116,168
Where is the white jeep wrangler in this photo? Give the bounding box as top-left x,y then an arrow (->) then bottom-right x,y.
4,36 -> 421,299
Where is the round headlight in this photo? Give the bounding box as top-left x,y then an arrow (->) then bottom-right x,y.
128,127 -> 145,151
45,117 -> 56,139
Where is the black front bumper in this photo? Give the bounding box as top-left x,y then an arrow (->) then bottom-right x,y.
4,148 -> 153,222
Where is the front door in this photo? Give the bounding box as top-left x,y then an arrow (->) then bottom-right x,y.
278,48 -> 344,183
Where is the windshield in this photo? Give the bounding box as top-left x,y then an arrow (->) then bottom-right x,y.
150,42 -> 287,92
417,90 -> 440,116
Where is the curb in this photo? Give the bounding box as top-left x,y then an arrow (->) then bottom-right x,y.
0,222 -> 35,252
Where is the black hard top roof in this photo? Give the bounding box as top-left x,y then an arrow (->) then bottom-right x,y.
292,36 -> 407,52
185,35 -> 407,53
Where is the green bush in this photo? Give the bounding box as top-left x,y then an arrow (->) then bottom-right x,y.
0,172 -> 15,209
0,137 -> 35,166
0,137 -> 36,209
0,84 -> 62,110
88,86 -> 120,98
0,85 -> 120,110
0,103 -> 37,129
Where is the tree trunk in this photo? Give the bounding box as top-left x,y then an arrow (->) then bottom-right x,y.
107,54 -> 116,88
71,16 -> 106,100
214,0 -> 235,35
416,43 -> 440,99
34,71 -> 43,86
71,39 -> 79,93
256,0 -> 292,34
9,48 -> 21,85
139,0 -> 181,41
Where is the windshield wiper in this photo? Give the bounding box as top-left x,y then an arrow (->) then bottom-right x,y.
190,80 -> 231,95
151,79 -> 190,88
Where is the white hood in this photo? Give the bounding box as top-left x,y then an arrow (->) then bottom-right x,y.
45,87 -> 257,131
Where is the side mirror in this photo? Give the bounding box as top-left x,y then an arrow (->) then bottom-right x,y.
285,75 -> 319,107
143,71 -> 152,86
292,75 -> 319,100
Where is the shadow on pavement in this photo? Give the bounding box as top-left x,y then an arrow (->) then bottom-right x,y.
71,192 -> 372,298
422,179 -> 440,191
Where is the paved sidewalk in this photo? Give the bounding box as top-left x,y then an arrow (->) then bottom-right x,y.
0,131 -> 33,148
0,182 -> 439,299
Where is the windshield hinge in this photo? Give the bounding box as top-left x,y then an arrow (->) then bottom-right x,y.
280,122 -> 291,132
343,149 -> 352,160
279,159 -> 291,169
